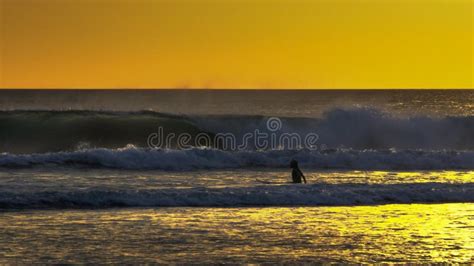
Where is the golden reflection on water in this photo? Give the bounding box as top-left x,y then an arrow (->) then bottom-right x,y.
0,203 -> 473,263
311,170 -> 474,185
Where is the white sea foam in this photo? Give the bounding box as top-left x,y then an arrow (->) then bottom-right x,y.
0,146 -> 473,170
1,183 -> 472,209
1,109 -> 474,153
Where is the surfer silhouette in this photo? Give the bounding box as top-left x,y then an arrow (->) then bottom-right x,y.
290,159 -> 306,184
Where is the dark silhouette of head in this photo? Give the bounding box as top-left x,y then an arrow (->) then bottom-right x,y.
290,159 -> 298,168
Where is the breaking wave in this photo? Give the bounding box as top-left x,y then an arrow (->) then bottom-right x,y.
1,109 -> 474,153
0,146 -> 473,170
0,110 -> 211,153
1,183 -> 472,209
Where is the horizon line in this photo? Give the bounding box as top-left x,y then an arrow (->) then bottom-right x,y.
0,88 -> 473,91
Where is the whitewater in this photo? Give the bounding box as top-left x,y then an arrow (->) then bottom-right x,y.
0,90 -> 473,210
1,181 -> 473,209
1,146 -> 473,170
1,90 -> 473,263
1,108 -> 474,153
1,166 -> 473,209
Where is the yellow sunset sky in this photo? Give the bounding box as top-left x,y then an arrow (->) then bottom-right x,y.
0,0 -> 472,89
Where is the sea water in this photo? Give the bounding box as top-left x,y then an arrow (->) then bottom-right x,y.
0,90 -> 473,263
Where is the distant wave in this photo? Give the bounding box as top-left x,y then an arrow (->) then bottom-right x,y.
0,110 -> 211,153
196,108 -> 474,150
1,146 -> 473,170
1,109 -> 474,153
1,183 -> 472,209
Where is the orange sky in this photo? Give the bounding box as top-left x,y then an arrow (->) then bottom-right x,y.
0,0 -> 472,89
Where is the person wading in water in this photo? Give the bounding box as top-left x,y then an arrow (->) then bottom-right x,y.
290,159 -> 307,184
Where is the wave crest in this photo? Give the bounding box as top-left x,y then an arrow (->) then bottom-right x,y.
1,109 -> 474,153
1,183 -> 472,209
1,146 -> 473,170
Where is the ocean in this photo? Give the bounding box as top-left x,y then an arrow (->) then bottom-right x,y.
0,89 -> 473,263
